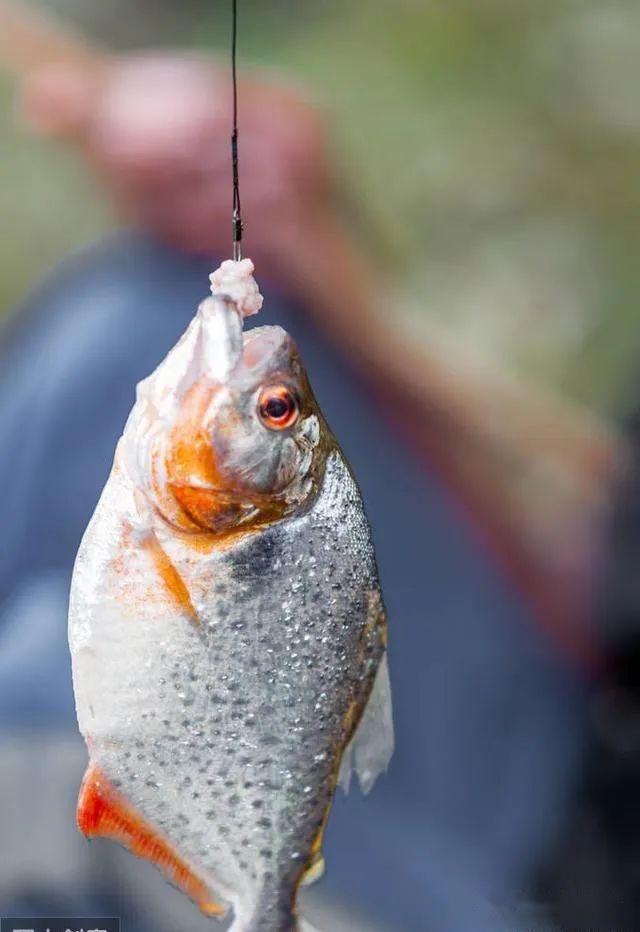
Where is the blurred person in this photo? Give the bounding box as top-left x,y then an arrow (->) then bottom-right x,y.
0,5 -> 626,931
541,411 -> 640,932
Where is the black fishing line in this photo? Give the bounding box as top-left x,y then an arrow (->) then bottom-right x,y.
231,0 -> 243,260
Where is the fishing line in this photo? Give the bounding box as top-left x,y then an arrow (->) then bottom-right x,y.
231,0 -> 243,261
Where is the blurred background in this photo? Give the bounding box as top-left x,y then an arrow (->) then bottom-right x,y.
2,2 -> 640,931
4,0 -> 640,413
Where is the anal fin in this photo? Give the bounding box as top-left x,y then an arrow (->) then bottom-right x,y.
77,763 -> 225,918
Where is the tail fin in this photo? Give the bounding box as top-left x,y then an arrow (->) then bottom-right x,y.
226,911 -> 321,932
226,899 -> 309,932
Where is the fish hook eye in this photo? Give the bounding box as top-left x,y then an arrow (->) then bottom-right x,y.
257,385 -> 300,431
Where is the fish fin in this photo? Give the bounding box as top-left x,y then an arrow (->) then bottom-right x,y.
77,763 -> 226,919
338,653 -> 394,795
300,850 -> 325,887
143,532 -> 199,625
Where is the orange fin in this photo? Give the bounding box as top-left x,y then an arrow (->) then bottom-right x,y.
77,763 -> 224,918
143,532 -> 199,625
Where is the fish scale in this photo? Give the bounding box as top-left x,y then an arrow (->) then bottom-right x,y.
85,454 -> 381,929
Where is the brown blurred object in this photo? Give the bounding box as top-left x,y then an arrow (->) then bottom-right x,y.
0,0 -> 109,136
0,0 -> 106,76
0,0 -> 629,670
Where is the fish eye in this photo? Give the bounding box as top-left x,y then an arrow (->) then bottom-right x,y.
257,385 -> 300,431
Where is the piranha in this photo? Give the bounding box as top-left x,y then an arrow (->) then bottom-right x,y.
68,258 -> 393,931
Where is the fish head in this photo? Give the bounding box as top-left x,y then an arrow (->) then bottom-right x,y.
137,295 -> 332,536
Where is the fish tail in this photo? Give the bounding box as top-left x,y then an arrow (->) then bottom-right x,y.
227,890 -> 301,932
227,913 -> 321,932
227,913 -> 298,932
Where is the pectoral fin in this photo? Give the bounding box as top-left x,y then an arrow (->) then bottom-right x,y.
143,532 -> 199,625
77,763 -> 225,918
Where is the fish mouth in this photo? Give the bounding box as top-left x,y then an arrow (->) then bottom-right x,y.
196,297 -> 292,384
240,324 -> 295,375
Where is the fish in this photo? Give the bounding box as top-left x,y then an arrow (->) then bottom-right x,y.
68,258 -> 393,931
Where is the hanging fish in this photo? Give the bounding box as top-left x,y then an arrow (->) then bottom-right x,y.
68,259 -> 393,932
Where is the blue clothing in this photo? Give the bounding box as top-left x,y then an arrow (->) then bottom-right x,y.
0,234 -> 585,930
